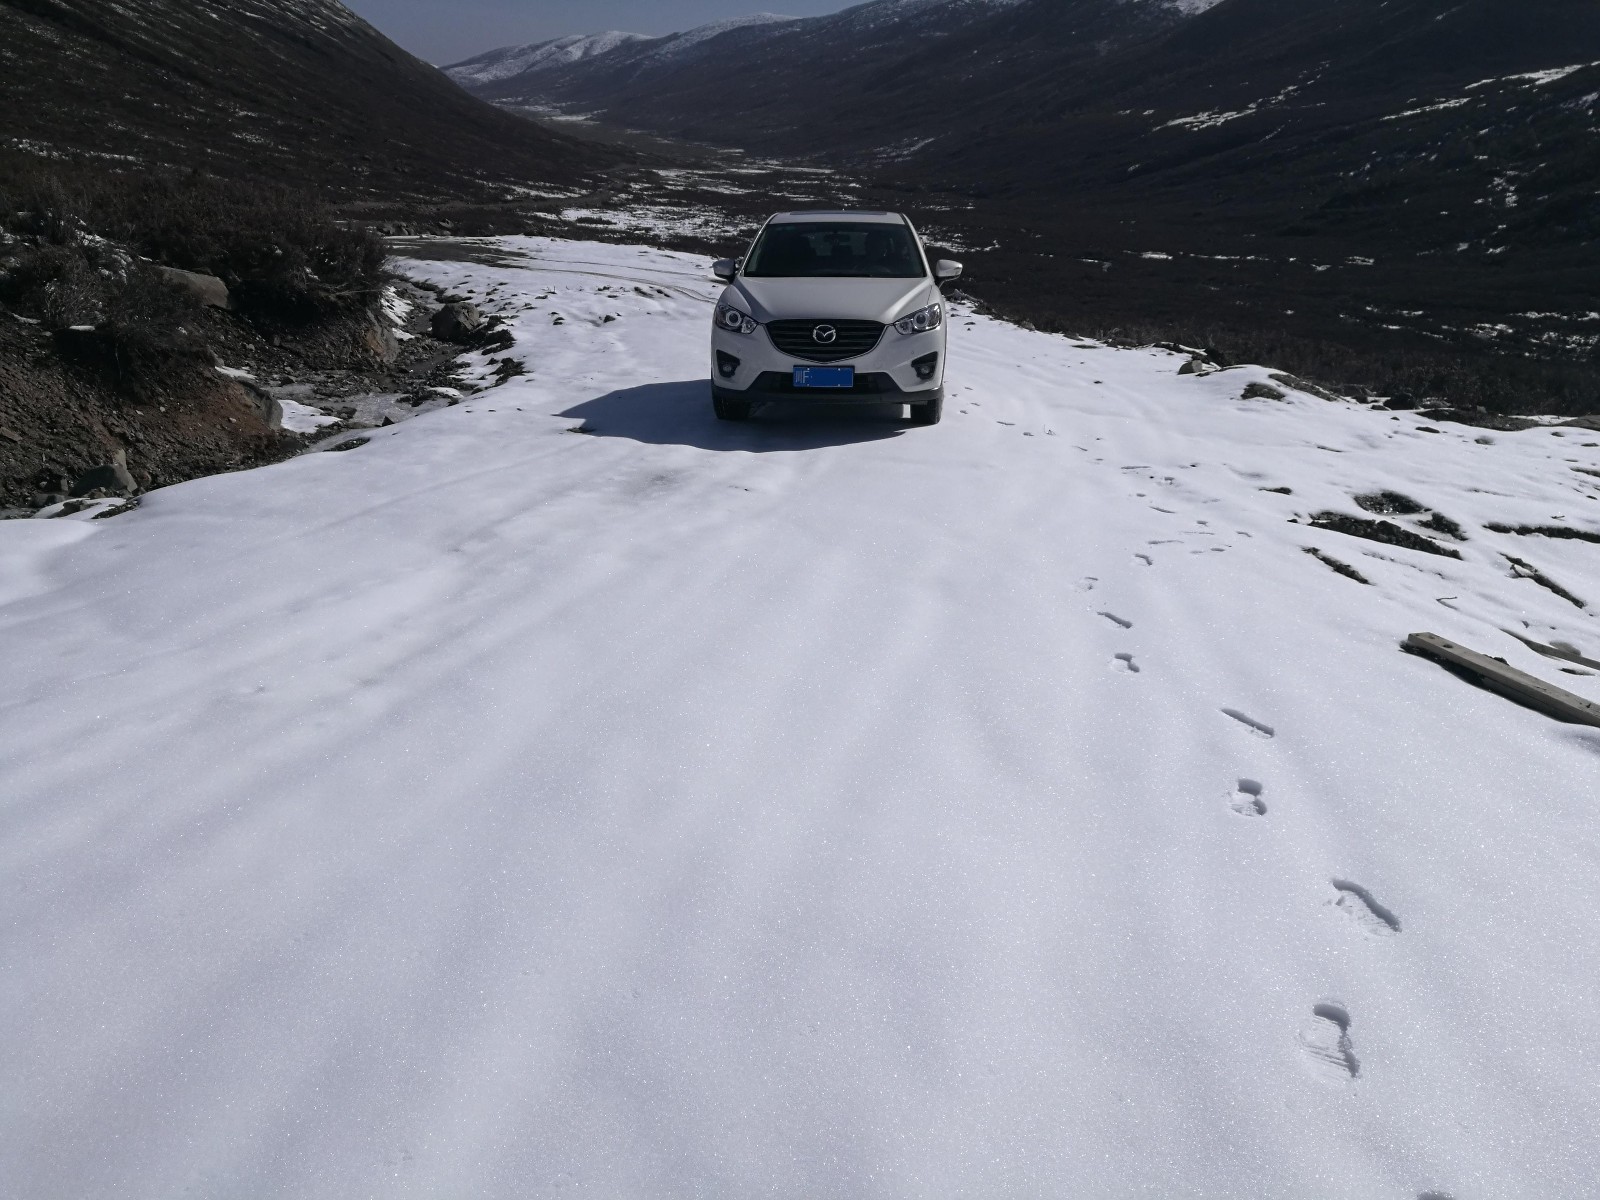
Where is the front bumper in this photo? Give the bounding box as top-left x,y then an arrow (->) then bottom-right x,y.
712,321 -> 945,399
713,376 -> 944,406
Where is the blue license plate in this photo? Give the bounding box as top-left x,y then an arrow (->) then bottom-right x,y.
793,366 -> 855,389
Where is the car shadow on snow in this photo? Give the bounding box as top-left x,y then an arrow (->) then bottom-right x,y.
560,380 -> 909,451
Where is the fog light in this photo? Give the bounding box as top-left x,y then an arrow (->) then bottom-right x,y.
717,351 -> 741,380
912,352 -> 939,382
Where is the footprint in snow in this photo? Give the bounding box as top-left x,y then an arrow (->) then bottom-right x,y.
1077,578 -> 1098,592
1099,611 -> 1133,629
1135,553 -> 1154,567
1229,779 -> 1267,816
1113,653 -> 1141,674
1331,880 -> 1401,936
1299,1003 -> 1359,1084
1222,708 -> 1275,739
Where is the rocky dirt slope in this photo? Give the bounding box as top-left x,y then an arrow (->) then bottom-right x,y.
1,0 -> 626,514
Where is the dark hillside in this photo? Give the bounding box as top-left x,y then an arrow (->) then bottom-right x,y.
472,0 -> 1599,414
0,0 -> 613,201
875,0 -> 1600,413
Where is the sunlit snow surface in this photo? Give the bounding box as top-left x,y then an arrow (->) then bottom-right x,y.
4,237 -> 1600,1198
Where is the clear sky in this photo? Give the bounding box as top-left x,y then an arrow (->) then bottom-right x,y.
342,0 -> 860,65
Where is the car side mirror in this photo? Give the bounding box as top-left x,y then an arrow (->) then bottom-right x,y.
712,258 -> 738,282
935,259 -> 964,283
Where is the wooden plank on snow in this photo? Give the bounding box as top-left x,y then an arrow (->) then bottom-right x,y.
1403,632 -> 1600,729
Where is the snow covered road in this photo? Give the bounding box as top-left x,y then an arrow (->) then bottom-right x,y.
5,238 -> 1600,1198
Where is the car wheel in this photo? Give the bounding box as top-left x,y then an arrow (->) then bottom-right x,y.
714,395 -> 752,422
909,394 -> 943,426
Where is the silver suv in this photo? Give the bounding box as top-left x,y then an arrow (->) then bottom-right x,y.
710,210 -> 962,424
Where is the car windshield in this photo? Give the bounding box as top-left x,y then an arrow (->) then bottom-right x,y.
743,222 -> 926,279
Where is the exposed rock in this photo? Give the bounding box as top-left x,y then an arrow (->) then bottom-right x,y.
479,327 -> 515,353
431,302 -> 485,343
70,449 -> 137,497
1486,522 -> 1600,545
1242,382 -> 1287,401
46,498 -> 99,518
1303,546 -> 1370,584
158,266 -> 231,310
1354,490 -> 1424,516
360,308 -> 400,363
1505,554 -> 1586,609
1420,511 -> 1467,541
239,381 -> 285,430
1269,372 -> 1340,402
1418,407 -> 1540,431
1308,511 -> 1461,559
1558,416 -> 1600,432
1178,355 -> 1220,376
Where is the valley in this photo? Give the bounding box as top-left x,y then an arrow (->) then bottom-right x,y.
447,0 -> 1600,416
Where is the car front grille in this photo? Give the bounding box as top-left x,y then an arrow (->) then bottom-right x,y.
766,319 -> 886,364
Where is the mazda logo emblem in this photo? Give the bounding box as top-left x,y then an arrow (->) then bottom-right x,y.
812,324 -> 838,344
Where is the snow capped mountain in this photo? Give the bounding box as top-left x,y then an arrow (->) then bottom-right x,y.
823,0 -> 1025,24
647,12 -> 798,55
447,1 -> 1051,97
446,16 -> 799,89
453,0 -> 1185,154
446,31 -> 662,87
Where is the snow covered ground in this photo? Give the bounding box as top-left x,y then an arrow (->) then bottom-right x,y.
5,237 -> 1600,1198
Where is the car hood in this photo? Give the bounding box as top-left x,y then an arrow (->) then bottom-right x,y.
727,277 -> 935,324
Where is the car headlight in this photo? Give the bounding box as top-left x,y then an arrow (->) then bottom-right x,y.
716,303 -> 758,335
894,303 -> 943,336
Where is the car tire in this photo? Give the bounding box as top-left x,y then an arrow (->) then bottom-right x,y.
909,394 -> 943,426
713,394 -> 752,422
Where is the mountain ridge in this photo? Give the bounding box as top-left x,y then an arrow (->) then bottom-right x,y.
448,0 -> 1186,157
1,0 -> 613,200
